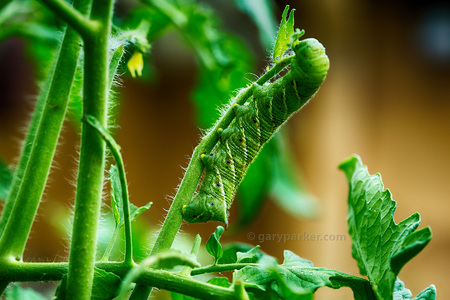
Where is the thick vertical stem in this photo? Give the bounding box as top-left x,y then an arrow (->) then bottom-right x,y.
65,0 -> 113,298
0,0 -> 91,258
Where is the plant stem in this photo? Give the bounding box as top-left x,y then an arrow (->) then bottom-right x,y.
0,0 -> 92,259
83,115 -> 133,265
190,263 -> 256,276
0,261 -> 238,299
130,55 -> 295,299
65,0 -> 114,298
38,0 -> 96,38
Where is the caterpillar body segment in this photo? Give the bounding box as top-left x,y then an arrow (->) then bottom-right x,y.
182,38 -> 330,225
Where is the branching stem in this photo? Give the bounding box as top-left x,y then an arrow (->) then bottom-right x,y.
65,0 -> 114,298
38,0 -> 97,38
0,0 -> 91,259
190,263 -> 256,276
0,261 -> 238,300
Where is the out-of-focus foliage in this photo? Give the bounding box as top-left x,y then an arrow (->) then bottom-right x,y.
231,0 -> 277,49
4,284 -> 47,300
0,159 -> 12,201
0,0 -> 61,79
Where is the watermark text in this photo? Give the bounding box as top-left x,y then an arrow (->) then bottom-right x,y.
247,231 -> 346,243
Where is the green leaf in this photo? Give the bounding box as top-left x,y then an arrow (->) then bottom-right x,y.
149,249 -> 200,270
339,155 -> 433,300
272,274 -> 313,300
392,278 -> 437,300
192,34 -> 253,128
236,245 -> 261,263
268,133 -> 319,219
413,285 -> 437,300
234,255 -> 277,292
146,0 -> 234,70
231,0 -> 277,49
109,164 -> 123,226
91,268 -> 122,300
123,5 -> 171,43
49,270 -> 120,300
190,234 -> 202,256
0,0 -> 60,79
54,274 -> 67,299
0,159 -> 13,201
235,250 -> 375,300
206,226 -> 225,264
170,292 -> 199,300
129,201 -> 153,222
218,243 -> 265,264
5,284 -> 46,300
272,6 -> 299,63
280,251 -> 374,300
144,0 -> 254,128
109,164 -> 152,228
393,278 -> 412,299
208,277 -> 231,288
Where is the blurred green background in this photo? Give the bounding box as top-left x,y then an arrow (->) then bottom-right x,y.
1,0 -> 449,299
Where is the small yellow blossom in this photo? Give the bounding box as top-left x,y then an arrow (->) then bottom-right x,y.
127,51 -> 144,78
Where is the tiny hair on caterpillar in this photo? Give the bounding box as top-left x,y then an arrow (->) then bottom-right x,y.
182,35 -> 330,227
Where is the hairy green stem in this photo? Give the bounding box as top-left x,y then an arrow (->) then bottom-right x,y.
130,55 -> 295,299
190,263 -> 256,276
65,0 -> 114,298
38,0 -> 96,37
0,261 -> 237,299
83,115 -> 133,265
0,0 -> 92,259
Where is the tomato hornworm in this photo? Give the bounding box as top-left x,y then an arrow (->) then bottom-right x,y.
182,35 -> 330,226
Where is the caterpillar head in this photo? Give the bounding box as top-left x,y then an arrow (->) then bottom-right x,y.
293,38 -> 330,80
182,193 -> 228,226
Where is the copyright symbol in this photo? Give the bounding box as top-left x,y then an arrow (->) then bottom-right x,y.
247,232 -> 255,241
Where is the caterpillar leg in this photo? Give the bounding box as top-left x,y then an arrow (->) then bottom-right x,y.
182,192 -> 228,225
200,152 -> 216,171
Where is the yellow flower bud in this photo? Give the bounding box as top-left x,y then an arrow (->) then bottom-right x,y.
127,51 -> 144,78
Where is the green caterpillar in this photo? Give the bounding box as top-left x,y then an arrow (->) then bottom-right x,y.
183,37 -> 329,226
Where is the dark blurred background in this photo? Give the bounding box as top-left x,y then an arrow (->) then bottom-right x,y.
1,0 -> 449,299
